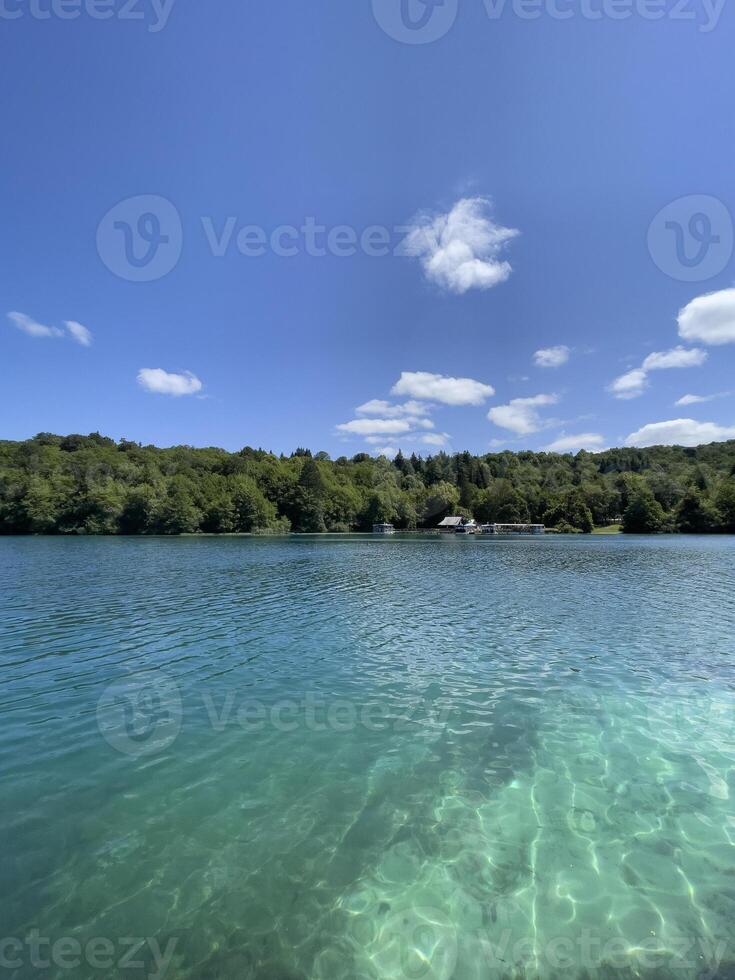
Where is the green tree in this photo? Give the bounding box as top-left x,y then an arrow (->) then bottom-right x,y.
676,488 -> 721,534
81,483 -> 125,534
232,478 -> 278,532
201,494 -> 237,534
21,477 -> 68,533
715,477 -> 735,531
475,480 -> 529,525
323,483 -> 361,531
623,488 -> 665,534
542,489 -> 593,533
120,485 -> 159,534
422,481 -> 460,526
288,486 -> 325,532
157,479 -> 202,534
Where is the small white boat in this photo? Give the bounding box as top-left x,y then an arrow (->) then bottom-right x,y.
372,523 -> 396,535
455,520 -> 478,535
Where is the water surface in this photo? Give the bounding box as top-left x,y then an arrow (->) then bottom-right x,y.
1,535 -> 734,979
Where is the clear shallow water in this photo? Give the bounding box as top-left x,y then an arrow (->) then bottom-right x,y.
1,535 -> 734,980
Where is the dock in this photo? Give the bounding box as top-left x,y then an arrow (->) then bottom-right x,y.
480,523 -> 545,535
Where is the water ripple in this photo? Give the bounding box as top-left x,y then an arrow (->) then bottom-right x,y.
1,535 -> 734,979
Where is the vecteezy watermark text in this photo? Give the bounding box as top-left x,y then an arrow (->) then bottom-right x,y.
96,671 -> 452,757
371,0 -> 725,43
201,690 -> 451,734
356,900 -> 729,980
479,929 -> 728,976
200,216 -> 411,259
0,931 -> 177,979
481,0 -> 725,31
96,194 -> 414,281
0,0 -> 175,31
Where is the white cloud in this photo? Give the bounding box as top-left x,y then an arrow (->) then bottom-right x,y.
337,418 -> 415,436
544,432 -> 606,453
9,311 -> 94,348
676,394 -> 709,406
338,419 -> 410,436
373,446 -> 398,459
609,346 -> 707,400
392,371 -> 495,406
365,431 -> 450,450
137,368 -> 203,397
488,394 -> 559,435
8,311 -> 63,339
641,346 -> 707,370
675,391 -> 731,406
401,197 -> 519,295
64,320 -> 93,347
421,432 -> 451,447
678,288 -> 735,346
609,368 -> 649,400
625,418 -> 735,448
356,399 -> 431,417
534,345 -> 570,369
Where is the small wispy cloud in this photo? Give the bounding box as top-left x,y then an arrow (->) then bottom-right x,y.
8,311 -> 63,339
137,368 -> 203,397
392,371 -> 495,406
64,320 -> 93,347
675,391 -> 732,406
336,417 -> 434,437
608,346 -> 707,400
421,432 -> 451,447
401,197 -> 519,295
641,347 -> 708,371
533,345 -> 570,369
488,394 -> 559,435
608,367 -> 650,400
8,311 -> 94,347
355,399 -> 432,418
544,432 -> 606,453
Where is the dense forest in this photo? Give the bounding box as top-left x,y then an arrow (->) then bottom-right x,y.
1,432 -> 735,535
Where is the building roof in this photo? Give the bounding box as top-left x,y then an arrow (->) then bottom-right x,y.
438,516 -> 464,527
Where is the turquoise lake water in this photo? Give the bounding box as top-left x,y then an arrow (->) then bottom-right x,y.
1,535 -> 734,979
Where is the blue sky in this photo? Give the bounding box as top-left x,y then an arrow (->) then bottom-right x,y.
2,0 -> 735,456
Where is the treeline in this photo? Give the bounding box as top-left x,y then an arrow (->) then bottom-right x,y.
1,432 -> 735,535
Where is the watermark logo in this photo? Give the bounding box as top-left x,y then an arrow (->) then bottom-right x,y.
95,683 -> 451,756
0,0 -> 176,32
97,195 -> 182,282
96,200 -> 415,280
482,0 -> 726,31
371,0 -> 725,39
0,931 -> 177,978
647,194 -> 733,282
372,0 -> 458,43
96,671 -> 182,757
